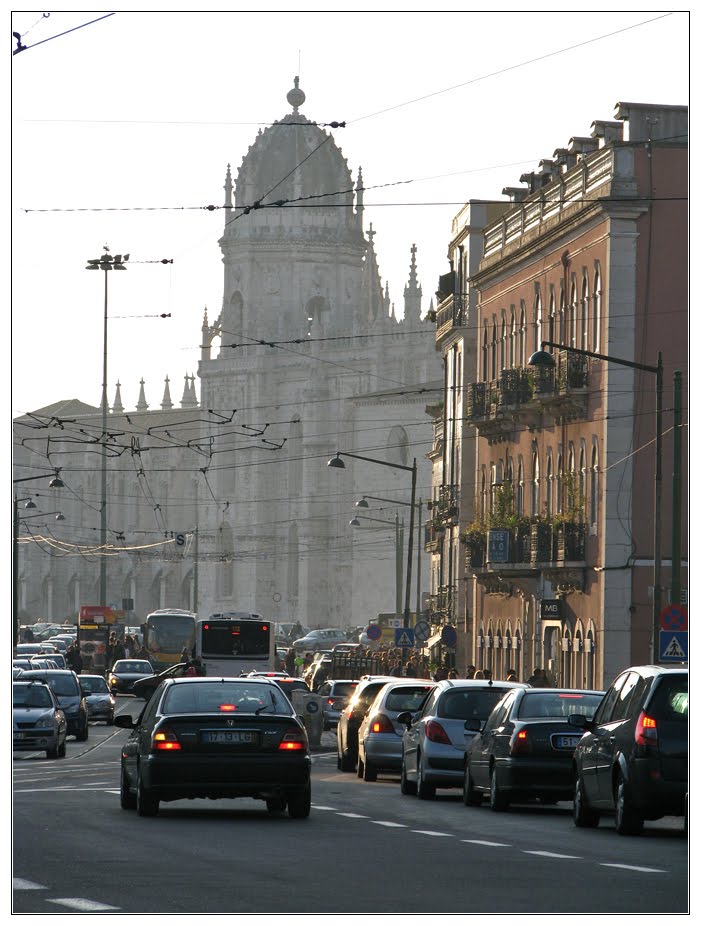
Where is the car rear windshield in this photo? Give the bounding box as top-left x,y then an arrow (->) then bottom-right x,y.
518,691 -> 603,719
439,688 -> 512,721
81,677 -> 110,694
332,682 -> 358,697
13,684 -> 53,708
32,674 -> 80,697
649,676 -> 688,721
162,682 -> 293,715
114,661 -> 152,673
385,685 -> 434,713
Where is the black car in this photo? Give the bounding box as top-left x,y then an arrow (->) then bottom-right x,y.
464,687 -> 604,810
571,665 -> 688,834
115,676 -> 312,818
336,676 -> 395,772
132,662 -> 189,701
20,669 -> 89,741
108,659 -> 157,694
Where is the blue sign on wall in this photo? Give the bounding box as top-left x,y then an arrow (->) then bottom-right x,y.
487,529 -> 510,564
441,625 -> 457,648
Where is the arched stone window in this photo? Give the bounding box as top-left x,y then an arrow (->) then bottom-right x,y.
482,326 -> 489,381
545,451 -> 553,518
534,289 -> 542,354
592,264 -> 602,353
569,276 -> 578,347
559,285 -> 566,345
491,319 -> 498,380
517,457 -> 524,516
579,441 -> 587,521
387,425 -> 409,467
556,451 -> 563,514
531,446 -> 540,516
500,312 -> 507,371
548,287 -> 556,348
580,271 -> 589,351
590,438 -> 599,529
519,302 -> 527,366
481,467 -> 487,518
509,309 -> 516,368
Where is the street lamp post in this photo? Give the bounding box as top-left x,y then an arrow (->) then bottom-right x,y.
349,512 -> 404,619
12,470 -> 65,648
86,247 -> 128,607
529,340 -> 663,661
329,451 -> 417,627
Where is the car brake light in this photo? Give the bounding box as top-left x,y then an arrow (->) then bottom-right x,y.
634,712 -> 658,746
511,728 -> 530,755
425,720 -> 451,744
152,726 -> 182,751
219,704 -> 237,712
371,713 -> 394,734
279,729 -> 307,751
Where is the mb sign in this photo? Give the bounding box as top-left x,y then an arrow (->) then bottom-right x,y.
540,599 -> 562,620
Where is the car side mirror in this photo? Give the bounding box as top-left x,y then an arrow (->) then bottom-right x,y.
396,711 -> 413,728
568,713 -> 591,729
464,718 -> 482,733
114,715 -> 136,729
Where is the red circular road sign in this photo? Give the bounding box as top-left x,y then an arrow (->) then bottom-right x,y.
365,624 -> 382,641
660,604 -> 688,632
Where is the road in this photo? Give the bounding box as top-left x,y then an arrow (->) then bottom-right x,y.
13,696 -> 689,915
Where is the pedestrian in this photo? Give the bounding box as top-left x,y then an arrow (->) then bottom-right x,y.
404,657 -> 418,678
474,669 -> 485,679
23,626 -> 35,643
124,634 -> 134,658
112,635 -> 125,664
506,671 -> 518,682
71,643 -> 83,675
284,647 -> 296,676
106,632 -> 116,672
527,667 -> 551,687
465,665 -> 476,679
448,668 -> 459,679
180,646 -> 190,663
482,668 -> 492,681
433,664 -> 449,682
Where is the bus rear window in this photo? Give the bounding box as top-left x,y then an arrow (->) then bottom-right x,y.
201,621 -> 270,658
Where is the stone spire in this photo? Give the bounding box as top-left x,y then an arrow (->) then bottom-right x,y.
403,243 -> 423,324
136,379 -> 149,411
287,75 -> 306,114
224,164 -> 232,211
360,223 -> 385,328
112,381 -> 124,414
356,166 -> 364,227
201,306 -> 212,361
161,376 -> 173,410
181,374 -> 198,408
189,374 -> 199,407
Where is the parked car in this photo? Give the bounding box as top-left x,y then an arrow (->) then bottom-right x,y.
336,676 -> 396,771
19,669 -> 89,741
317,679 -> 359,731
15,644 -> 43,657
132,663 -> 189,701
79,674 -> 116,724
463,687 -> 605,810
108,659 -> 157,695
45,638 -> 70,653
115,676 -> 311,817
292,629 -> 348,653
357,680 -> 437,781
399,679 -> 528,799
571,665 -> 688,834
31,653 -> 66,670
13,679 -> 68,759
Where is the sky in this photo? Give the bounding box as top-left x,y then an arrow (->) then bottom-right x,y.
10,10 -> 690,421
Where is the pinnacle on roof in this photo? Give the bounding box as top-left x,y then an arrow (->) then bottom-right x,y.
112,381 -> 124,414
161,376 -> 173,410
136,379 -> 149,412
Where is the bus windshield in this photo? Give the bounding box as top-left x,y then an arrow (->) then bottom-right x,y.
145,611 -> 196,670
201,620 -> 271,658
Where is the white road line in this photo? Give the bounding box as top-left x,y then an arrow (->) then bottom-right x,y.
600,863 -> 667,874
461,839 -> 512,847
371,821 -> 408,828
13,879 -> 46,890
523,851 -> 581,859
411,830 -> 453,837
48,898 -> 121,912
14,787 -> 118,793
311,805 -> 337,811
336,812 -> 369,818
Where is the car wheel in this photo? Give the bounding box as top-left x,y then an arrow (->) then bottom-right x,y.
573,775 -> 599,828
400,756 -> 416,796
489,765 -> 508,812
614,777 -> 643,835
463,763 -> 482,806
287,782 -> 311,819
416,753 -> 435,800
106,713 -> 114,726
338,744 -> 355,772
76,716 -> 89,742
136,767 -> 159,817
120,767 -> 136,810
363,760 -> 377,783
58,737 -> 66,758
46,743 -> 58,760
356,755 -> 365,779
266,797 -> 286,814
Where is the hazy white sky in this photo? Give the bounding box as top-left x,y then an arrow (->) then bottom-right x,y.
11,10 -> 689,420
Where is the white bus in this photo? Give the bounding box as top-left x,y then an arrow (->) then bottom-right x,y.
195,612 -> 276,677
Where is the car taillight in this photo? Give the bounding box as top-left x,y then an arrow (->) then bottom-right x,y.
510,728 -> 531,755
425,720 -> 451,744
371,713 -> 394,734
279,729 -> 308,751
634,712 -> 658,747
152,726 -> 182,752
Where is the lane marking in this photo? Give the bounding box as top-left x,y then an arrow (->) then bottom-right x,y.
14,787 -> 118,794
372,821 -> 408,828
13,879 -> 46,890
311,805 -> 338,811
600,863 -> 667,874
48,898 -> 121,912
335,812 -> 369,819
523,851 -> 581,859
462,839 -> 512,847
411,830 -> 453,837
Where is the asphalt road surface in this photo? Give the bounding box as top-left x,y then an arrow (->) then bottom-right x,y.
13,697 -> 689,915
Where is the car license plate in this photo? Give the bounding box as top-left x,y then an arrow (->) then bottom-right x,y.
13,732 -> 24,740
553,734 -> 580,749
202,730 -> 258,745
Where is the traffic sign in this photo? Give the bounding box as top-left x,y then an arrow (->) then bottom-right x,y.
441,625 -> 457,648
660,604 -> 688,632
659,631 -> 688,662
395,628 -> 415,647
414,620 -> 431,642
366,624 -> 382,641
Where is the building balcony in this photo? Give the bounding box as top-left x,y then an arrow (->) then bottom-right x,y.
433,484 -> 459,525
435,291 -> 468,342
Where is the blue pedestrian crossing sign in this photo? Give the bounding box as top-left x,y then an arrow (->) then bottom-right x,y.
659,631 -> 688,662
395,627 -> 415,647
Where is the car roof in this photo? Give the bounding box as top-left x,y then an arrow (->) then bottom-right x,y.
21,669 -> 75,678
166,676 -> 278,686
435,679 -> 529,691
624,664 -> 688,677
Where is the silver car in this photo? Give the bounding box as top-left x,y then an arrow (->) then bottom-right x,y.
13,679 -> 67,759
400,679 -> 528,799
317,679 -> 360,731
79,674 -> 116,724
357,679 -> 436,781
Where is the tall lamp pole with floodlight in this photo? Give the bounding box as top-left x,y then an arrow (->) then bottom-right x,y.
528,340 -> 663,662
328,451 -> 417,628
86,247 -> 129,607
13,470 -> 65,647
349,512 -> 404,619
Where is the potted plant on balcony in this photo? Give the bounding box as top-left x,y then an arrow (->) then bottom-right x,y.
461,521 -> 486,567
530,516 -> 553,563
554,473 -> 585,561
